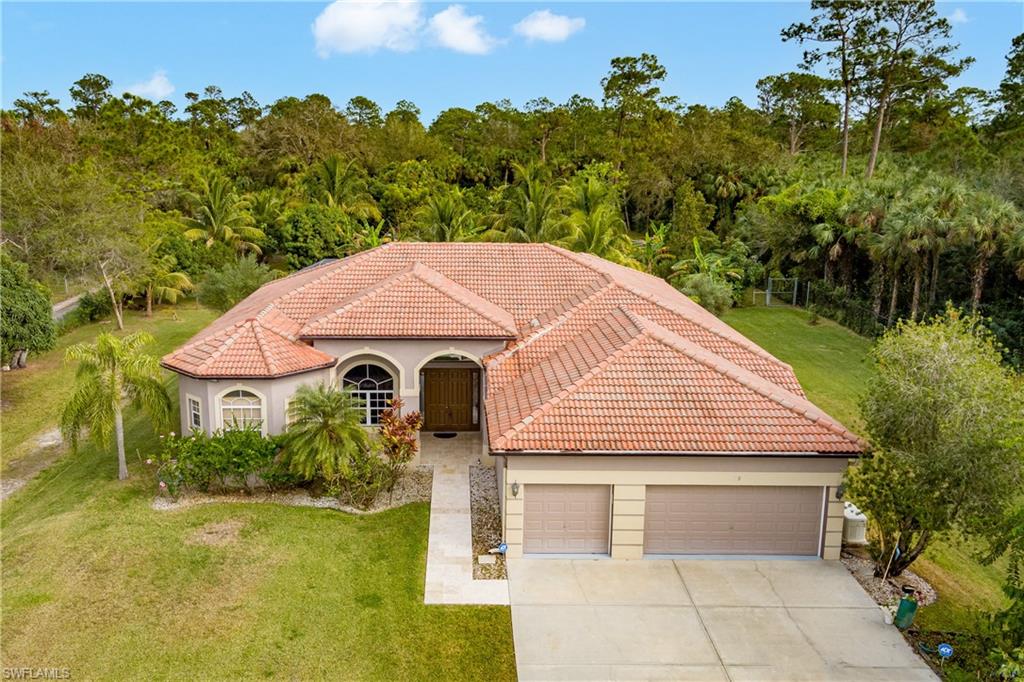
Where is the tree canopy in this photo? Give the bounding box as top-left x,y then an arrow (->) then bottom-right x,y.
1,4 -> 1021,359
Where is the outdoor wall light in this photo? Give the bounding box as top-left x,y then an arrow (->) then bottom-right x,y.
511,481 -> 520,497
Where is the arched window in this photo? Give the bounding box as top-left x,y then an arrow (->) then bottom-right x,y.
220,389 -> 264,432
343,364 -> 394,425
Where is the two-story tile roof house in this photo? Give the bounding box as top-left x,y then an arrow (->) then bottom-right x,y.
162,242 -> 861,559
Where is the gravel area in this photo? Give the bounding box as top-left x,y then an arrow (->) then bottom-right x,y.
469,465 -> 506,580
153,465 -> 432,514
842,547 -> 937,612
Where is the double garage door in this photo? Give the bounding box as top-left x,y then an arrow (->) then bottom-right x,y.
644,485 -> 825,556
523,484 -> 824,557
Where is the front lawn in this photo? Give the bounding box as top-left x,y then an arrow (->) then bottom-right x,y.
1,304 -> 218,469
0,304 -> 515,680
723,305 -> 1009,636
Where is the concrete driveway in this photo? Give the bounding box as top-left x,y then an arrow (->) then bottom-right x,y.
508,559 -> 936,681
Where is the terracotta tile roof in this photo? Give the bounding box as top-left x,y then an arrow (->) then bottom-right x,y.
484,279 -> 804,396
161,317 -> 336,379
163,242 -> 860,455
487,308 -> 863,454
301,262 -> 517,338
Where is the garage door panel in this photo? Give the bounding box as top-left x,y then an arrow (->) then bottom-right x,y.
524,484 -> 610,554
644,485 -> 823,556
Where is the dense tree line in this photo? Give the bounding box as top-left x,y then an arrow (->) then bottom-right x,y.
1,2 -> 1022,363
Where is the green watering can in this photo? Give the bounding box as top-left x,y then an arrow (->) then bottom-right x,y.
894,586 -> 918,630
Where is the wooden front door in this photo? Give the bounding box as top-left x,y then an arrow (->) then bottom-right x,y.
422,368 -> 479,431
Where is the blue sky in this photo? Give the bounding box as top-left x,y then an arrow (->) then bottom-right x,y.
2,2 -> 1021,123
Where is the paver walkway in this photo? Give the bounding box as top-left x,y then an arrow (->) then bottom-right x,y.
421,432 -> 509,605
509,558 -> 936,681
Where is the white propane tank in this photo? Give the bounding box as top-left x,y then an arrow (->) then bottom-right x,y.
843,501 -> 868,546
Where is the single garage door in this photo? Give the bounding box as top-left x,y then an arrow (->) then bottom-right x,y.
644,485 -> 824,556
524,484 -> 610,554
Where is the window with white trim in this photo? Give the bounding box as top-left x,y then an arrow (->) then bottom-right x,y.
220,389 -> 263,431
343,364 -> 394,425
187,396 -> 202,430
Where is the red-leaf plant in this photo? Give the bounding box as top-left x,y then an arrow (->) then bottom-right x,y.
377,397 -> 423,490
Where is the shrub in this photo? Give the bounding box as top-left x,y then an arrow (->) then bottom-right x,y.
154,428 -> 293,495
333,398 -> 423,509
279,389 -> 424,510
197,255 -> 279,312
376,397 -> 423,492
330,448 -> 392,510
279,383 -> 369,482
69,289 -> 113,325
678,272 -> 734,316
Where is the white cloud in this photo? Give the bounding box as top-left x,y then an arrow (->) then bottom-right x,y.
313,0 -> 424,56
427,5 -> 497,55
948,8 -> 968,24
513,9 -> 584,43
124,70 -> 174,100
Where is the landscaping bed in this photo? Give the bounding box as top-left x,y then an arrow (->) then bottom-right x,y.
469,465 -> 506,580
841,547 -> 937,612
153,465 -> 433,514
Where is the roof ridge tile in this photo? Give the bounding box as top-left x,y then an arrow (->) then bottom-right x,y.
486,278 -> 618,369
493,313 -> 646,449
545,244 -> 795,374
301,259 -> 516,338
250,321 -> 278,376
407,262 -> 516,334
622,309 -> 863,449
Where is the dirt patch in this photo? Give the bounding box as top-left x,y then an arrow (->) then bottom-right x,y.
154,466 -> 432,514
470,465 -> 506,580
842,547 -> 937,613
1,428 -> 67,501
187,519 -> 245,546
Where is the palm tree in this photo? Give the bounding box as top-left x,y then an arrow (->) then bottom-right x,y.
671,237 -> 743,285
560,203 -> 635,266
886,194 -> 935,321
497,163 -> 564,243
416,191 -> 486,242
249,188 -> 283,237
1008,223 -> 1024,280
182,175 -> 264,254
635,222 -> 673,276
140,254 -> 193,317
311,156 -> 382,222
916,176 -> 966,313
961,191 -> 1023,313
563,174 -> 614,218
60,332 -> 171,480
845,175 -> 904,320
279,383 -> 369,482
351,219 -> 392,252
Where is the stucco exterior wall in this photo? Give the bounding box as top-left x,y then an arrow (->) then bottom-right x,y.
500,455 -> 851,560
173,337 -> 505,436
312,338 -> 503,395
176,369 -> 333,437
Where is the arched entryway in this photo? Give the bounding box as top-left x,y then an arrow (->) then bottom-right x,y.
418,353 -> 481,431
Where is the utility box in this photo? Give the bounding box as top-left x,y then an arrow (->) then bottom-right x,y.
843,501 -> 868,546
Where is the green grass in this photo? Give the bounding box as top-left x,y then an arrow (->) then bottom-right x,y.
723,305 -> 873,432
0,304 -> 515,680
724,305 -> 1009,635
1,304 -> 218,469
